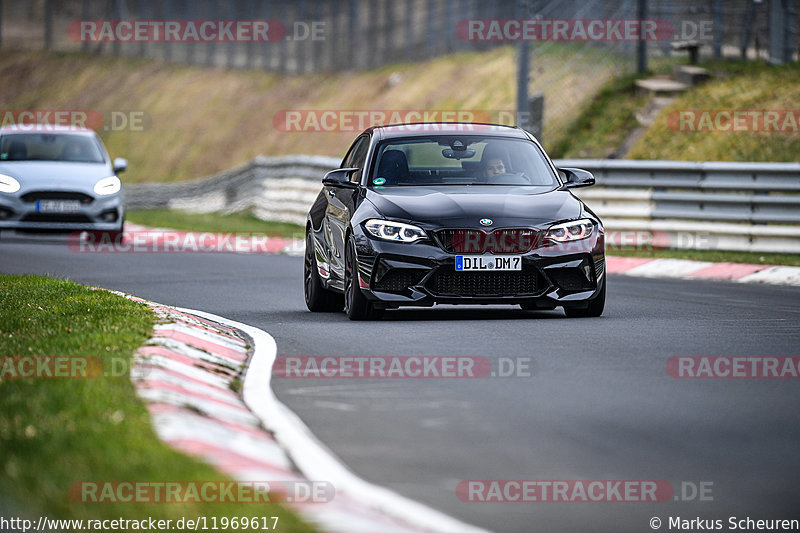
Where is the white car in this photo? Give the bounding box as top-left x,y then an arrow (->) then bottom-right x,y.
0,125 -> 127,237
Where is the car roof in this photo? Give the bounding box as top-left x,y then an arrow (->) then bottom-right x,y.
0,125 -> 96,135
368,123 -> 531,140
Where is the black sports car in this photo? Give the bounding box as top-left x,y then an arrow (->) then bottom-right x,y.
304,123 -> 605,320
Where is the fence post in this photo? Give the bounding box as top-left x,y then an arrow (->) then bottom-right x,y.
426,0 -> 436,59
527,92 -> 544,141
44,0 -> 53,49
246,0 -> 256,69
768,0 -> 785,64
278,0 -> 288,72
225,0 -> 237,68
111,0 -> 122,57
405,0 -> 413,61
740,0 -> 756,59
261,0 -> 272,70
783,0 -> 795,63
81,0 -> 90,53
163,0 -> 174,63
206,0 -> 217,67
516,0 -> 530,127
186,0 -> 196,65
712,0 -> 723,59
636,0 -> 647,73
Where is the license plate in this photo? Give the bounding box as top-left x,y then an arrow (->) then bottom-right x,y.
36,200 -> 82,213
455,255 -> 522,271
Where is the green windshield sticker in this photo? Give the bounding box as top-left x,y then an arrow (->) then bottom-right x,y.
374,177 -> 386,185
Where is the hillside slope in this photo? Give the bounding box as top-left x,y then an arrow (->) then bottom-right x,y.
628,61 -> 800,162
2,52 -> 796,185
0,47 -> 619,183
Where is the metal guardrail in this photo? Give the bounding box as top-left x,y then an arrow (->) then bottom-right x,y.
560,159 -> 800,253
126,157 -> 800,253
126,154 -> 339,225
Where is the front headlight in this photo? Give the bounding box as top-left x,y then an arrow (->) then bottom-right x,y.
0,174 -> 21,194
365,219 -> 426,243
93,176 -> 121,196
545,218 -> 594,242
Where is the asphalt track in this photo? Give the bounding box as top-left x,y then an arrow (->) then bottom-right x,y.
2,233 -> 800,533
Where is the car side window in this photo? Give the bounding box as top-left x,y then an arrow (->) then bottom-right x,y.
348,136 -> 371,183
341,138 -> 360,169
342,135 -> 368,168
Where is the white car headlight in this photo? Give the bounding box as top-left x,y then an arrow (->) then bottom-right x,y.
93,176 -> 121,196
0,174 -> 21,194
365,219 -> 426,243
545,218 -> 595,242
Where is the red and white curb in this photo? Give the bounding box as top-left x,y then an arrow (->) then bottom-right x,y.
119,223 -> 799,286
114,291 -> 488,533
606,256 -> 800,286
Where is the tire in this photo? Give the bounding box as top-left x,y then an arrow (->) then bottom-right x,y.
564,277 -> 605,318
343,237 -> 383,321
304,230 -> 344,312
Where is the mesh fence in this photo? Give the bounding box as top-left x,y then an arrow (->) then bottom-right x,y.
2,0 -> 796,71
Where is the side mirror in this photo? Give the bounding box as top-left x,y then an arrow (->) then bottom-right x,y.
558,167 -> 595,189
113,157 -> 128,174
322,167 -> 360,188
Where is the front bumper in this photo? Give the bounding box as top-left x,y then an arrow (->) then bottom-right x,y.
0,192 -> 124,232
350,230 -> 605,309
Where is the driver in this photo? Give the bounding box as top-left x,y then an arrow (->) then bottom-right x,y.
484,157 -> 506,179
480,145 -> 510,181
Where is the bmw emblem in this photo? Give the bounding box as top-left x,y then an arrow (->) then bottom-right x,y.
480,218 -> 493,226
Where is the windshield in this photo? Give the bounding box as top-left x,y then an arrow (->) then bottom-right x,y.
370,136 -> 558,188
0,133 -> 105,163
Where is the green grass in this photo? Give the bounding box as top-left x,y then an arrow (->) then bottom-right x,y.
127,209 -> 304,238
0,275 -> 315,531
608,247 -> 800,267
628,60 -> 800,162
548,73 -> 650,159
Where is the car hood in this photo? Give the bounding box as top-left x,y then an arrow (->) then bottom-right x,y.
0,161 -> 114,193
365,185 -> 583,228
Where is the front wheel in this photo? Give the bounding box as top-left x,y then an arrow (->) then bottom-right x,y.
304,230 -> 344,312
344,238 -> 383,321
564,278 -> 605,318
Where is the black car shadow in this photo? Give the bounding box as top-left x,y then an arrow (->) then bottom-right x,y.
277,306 -> 568,323
0,230 -> 74,245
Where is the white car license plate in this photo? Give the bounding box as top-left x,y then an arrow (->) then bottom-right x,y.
37,200 -> 82,213
455,255 -> 522,271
